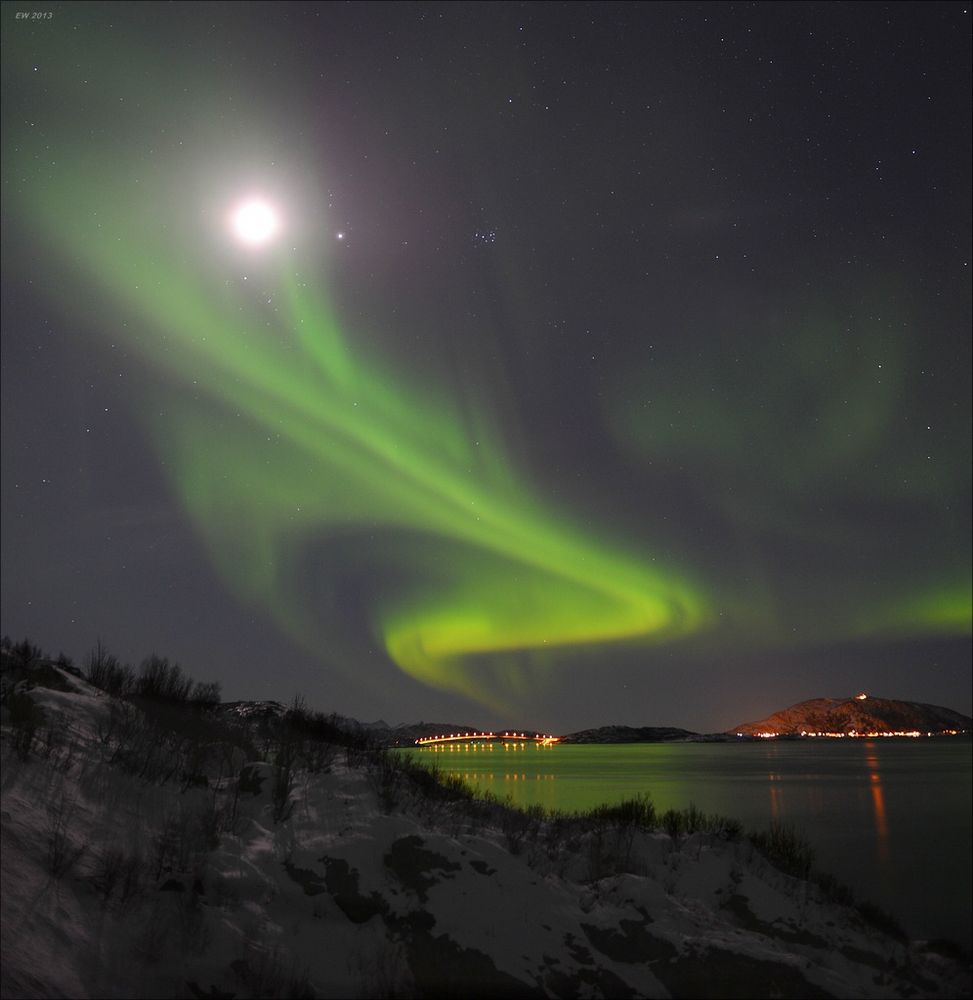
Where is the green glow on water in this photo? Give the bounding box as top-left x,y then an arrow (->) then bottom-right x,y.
400,740 -> 971,945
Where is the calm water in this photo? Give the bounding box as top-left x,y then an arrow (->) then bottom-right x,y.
401,738 -> 972,945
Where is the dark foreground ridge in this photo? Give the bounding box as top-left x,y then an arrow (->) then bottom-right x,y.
1,639 -> 972,998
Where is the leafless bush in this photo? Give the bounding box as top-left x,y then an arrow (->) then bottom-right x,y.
498,801 -> 545,855
367,751 -> 409,813
136,883 -> 213,964
38,722 -> 81,774
179,734 -> 215,791
89,844 -> 126,903
88,844 -> 146,907
7,686 -> 45,759
47,790 -> 86,879
6,637 -> 44,668
153,797 -> 218,881
84,641 -> 134,696
102,704 -> 197,785
303,738 -> 337,774
136,654 -> 194,702
351,941 -> 413,999
211,871 -> 242,910
176,888 -> 212,955
232,941 -> 289,999
189,679 -> 222,705
585,829 -> 616,881
344,741 -> 375,769
117,850 -> 146,905
102,701 -> 151,765
225,762 -> 265,832
272,749 -> 296,824
214,740 -> 248,789
137,897 -> 169,964
96,699 -> 127,746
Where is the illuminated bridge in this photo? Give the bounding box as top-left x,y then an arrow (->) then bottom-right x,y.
414,731 -> 561,747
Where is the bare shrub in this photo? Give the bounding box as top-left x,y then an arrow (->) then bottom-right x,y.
89,844 -> 126,904
232,941 -> 287,999
189,680 -> 222,705
84,641 -> 134,696
137,897 -> 169,964
38,721 -> 81,774
102,703 -> 198,785
97,699 -> 127,746
499,801 -> 544,855
661,807 -> 685,840
136,654 -> 194,703
539,813 -> 581,869
272,749 -> 296,824
586,828 -> 611,881
211,871 -> 242,910
344,740 -> 375,769
367,751 -> 409,813
750,821 -> 815,881
303,737 -> 337,775
7,686 -> 45,759
176,889 -> 212,955
47,790 -> 86,879
87,843 -> 145,907
153,797 -> 217,881
118,850 -> 146,905
102,701 -> 150,765
351,940 -> 413,999
179,733 -> 214,792
682,801 -> 707,834
9,637 -> 44,668
580,794 -> 656,873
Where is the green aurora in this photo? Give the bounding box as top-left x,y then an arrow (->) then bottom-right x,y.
4,13 -> 968,715
14,160 -> 715,708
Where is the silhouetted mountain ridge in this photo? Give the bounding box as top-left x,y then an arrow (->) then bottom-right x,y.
559,725 -> 697,743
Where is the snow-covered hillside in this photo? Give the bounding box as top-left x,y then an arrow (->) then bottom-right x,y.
1,666 -> 970,999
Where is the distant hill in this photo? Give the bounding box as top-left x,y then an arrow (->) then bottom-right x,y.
560,725 -> 697,743
217,705 -> 480,748
730,695 -> 972,737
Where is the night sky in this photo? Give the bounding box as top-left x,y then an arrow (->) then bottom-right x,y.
2,2 -> 970,734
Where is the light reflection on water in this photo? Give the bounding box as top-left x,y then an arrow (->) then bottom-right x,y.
402,738 -> 971,945
863,743 -> 890,861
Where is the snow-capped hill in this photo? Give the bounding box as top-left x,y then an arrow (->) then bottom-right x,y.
1,675 -> 970,999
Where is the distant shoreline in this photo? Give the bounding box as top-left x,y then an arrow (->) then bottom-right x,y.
397,731 -> 971,747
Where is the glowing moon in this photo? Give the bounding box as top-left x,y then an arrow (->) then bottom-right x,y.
231,198 -> 280,246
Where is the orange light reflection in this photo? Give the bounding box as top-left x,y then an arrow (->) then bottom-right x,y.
864,742 -> 890,860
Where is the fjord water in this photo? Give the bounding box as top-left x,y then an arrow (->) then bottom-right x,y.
405,738 -> 972,945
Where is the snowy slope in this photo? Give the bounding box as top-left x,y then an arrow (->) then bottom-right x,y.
2,671 -> 970,999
